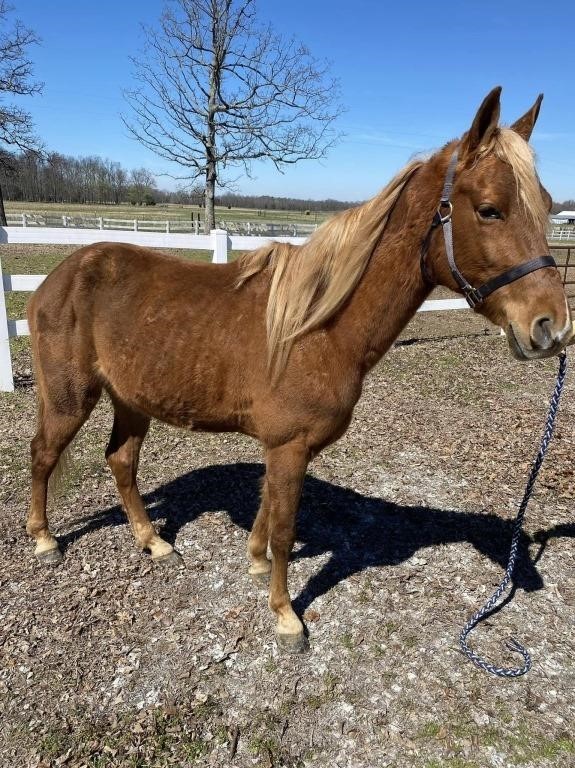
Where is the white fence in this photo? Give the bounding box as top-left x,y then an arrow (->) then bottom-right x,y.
5,212 -> 316,238
6,212 -> 203,233
0,226 -> 468,392
550,227 -> 575,241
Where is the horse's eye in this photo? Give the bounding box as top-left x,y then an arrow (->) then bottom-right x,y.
478,204 -> 502,220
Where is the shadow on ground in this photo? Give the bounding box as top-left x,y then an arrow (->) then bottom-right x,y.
57,462 -> 575,614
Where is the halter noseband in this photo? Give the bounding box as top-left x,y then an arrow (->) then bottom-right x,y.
420,149 -> 556,309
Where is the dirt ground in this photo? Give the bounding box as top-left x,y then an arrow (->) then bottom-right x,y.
1,322 -> 575,768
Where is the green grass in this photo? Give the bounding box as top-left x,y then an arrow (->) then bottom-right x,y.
509,733 -> 575,765
340,631 -> 355,650
419,722 -> 441,739
415,716 -> 575,767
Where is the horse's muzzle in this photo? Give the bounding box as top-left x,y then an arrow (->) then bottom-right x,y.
506,317 -> 573,360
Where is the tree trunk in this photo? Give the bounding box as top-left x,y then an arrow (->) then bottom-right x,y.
204,164 -> 216,233
0,183 -> 7,227
205,32 -> 220,235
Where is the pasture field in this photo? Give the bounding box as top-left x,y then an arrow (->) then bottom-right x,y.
1,239 -> 575,766
1,328 -> 574,767
5,200 -> 332,227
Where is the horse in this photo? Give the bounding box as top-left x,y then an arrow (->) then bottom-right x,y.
26,87 -> 571,653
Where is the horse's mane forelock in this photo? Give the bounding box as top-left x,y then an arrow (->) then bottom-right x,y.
478,127 -> 548,229
236,158 -> 424,377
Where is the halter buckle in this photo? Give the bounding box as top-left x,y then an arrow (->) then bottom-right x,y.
438,201 -> 453,224
463,285 -> 483,308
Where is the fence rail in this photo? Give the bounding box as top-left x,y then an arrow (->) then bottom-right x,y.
5,212 -> 317,238
550,227 -> 575,241
0,229 -> 572,392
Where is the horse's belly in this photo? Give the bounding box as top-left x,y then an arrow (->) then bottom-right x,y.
96,346 -> 255,434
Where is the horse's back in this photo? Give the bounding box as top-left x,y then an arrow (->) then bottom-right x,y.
33,241 -> 237,299
29,242 -> 245,333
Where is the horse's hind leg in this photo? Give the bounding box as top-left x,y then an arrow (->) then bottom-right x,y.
247,476 -> 272,585
105,400 -> 182,567
27,387 -> 100,564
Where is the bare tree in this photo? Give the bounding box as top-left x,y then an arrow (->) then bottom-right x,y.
128,167 -> 157,205
0,1 -> 42,224
111,163 -> 128,205
123,0 -> 342,232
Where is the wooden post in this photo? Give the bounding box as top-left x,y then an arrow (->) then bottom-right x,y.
0,254 -> 14,392
22,213 -> 27,228
99,217 -> 103,230
211,229 -> 229,264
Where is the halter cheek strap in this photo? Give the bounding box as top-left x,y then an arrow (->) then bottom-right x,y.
421,149 -> 557,309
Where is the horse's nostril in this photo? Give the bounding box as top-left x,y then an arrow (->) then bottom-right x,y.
531,317 -> 554,349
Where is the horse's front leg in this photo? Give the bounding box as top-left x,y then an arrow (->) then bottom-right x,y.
265,440 -> 309,653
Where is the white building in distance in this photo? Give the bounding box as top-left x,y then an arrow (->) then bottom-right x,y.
551,210 -> 575,224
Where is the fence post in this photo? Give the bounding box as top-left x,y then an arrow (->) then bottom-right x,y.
166,220 -> 170,234
0,254 -> 14,392
134,219 -> 138,232
211,229 -> 229,264
99,217 -> 103,230
22,213 -> 27,228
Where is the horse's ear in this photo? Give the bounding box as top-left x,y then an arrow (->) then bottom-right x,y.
460,86 -> 502,161
510,94 -> 543,141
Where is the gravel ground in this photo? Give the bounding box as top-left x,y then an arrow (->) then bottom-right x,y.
1,326 -> 575,767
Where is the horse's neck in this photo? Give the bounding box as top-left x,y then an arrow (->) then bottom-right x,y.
332,173 -> 437,372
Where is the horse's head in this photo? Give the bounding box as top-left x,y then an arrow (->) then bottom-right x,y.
426,87 -> 571,359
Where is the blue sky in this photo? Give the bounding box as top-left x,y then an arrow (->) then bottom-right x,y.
10,0 -> 575,202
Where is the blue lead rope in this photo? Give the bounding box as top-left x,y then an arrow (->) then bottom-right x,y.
459,350 -> 568,677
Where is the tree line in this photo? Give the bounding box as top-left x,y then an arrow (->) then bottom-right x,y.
0,150 -> 177,206
216,192 -> 355,213
0,149 -> 357,212
552,200 -> 575,214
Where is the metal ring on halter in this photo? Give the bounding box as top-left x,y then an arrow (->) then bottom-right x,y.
437,201 -> 453,223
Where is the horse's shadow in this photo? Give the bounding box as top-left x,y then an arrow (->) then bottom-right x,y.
58,462 -> 575,614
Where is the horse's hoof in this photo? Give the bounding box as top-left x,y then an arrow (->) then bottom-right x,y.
153,550 -> 185,568
36,547 -> 63,566
250,570 -> 270,588
276,632 -> 310,654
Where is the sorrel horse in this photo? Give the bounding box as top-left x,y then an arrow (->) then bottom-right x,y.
27,88 -> 571,652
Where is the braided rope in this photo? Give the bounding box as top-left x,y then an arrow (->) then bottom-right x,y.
459,350 -> 568,677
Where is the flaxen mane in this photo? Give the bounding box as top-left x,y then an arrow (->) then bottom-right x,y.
480,127 -> 548,228
236,159 -> 424,375
237,127 -> 547,377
